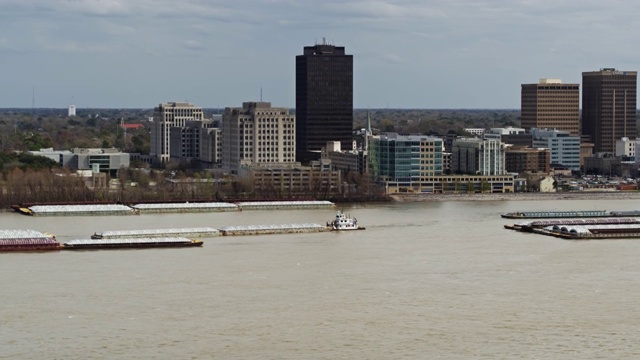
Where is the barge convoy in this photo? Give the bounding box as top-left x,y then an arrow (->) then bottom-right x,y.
13,200 -> 336,216
0,229 -> 204,252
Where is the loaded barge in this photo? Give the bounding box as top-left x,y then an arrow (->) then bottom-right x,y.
504,218 -> 640,232
130,202 -> 238,213
18,204 -> 138,216
531,224 -> 640,240
501,210 -> 640,219
62,237 -> 203,250
0,229 -> 60,252
218,223 -> 329,236
92,227 -> 220,239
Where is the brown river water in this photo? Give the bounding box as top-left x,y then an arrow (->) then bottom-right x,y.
2,199 -> 640,359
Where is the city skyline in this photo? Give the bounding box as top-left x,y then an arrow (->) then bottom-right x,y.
1,1 -> 639,109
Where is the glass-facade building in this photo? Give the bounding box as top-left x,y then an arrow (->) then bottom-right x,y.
369,134 -> 443,185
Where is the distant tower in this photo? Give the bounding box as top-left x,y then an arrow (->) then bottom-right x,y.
68,105 -> 76,117
296,40 -> 353,163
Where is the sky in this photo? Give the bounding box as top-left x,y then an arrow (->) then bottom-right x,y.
1,0 -> 639,109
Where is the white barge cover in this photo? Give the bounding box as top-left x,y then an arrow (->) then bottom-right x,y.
131,202 -> 237,210
95,227 -> 220,237
219,223 -> 325,231
0,229 -> 51,239
28,204 -> 134,214
236,201 -> 334,208
65,237 -> 194,245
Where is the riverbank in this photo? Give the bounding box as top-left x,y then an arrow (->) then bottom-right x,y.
390,191 -> 640,202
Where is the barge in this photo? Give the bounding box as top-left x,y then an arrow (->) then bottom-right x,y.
130,202 -> 238,213
24,204 -> 137,216
532,223 -> 640,240
236,201 -> 335,211
92,227 -> 221,239
0,238 -> 61,252
62,237 -> 203,250
218,223 -> 329,236
504,218 -> 640,232
500,210 -> 640,219
0,229 -> 60,252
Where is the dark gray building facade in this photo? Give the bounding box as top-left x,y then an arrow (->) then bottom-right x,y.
296,41 -> 353,163
582,68 -> 637,153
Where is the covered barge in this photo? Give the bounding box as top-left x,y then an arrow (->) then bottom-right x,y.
219,223 -> 328,236
92,227 -> 221,239
500,210 -> 640,219
0,229 -> 60,252
532,224 -> 640,240
24,204 -> 137,216
504,218 -> 640,232
236,201 -> 335,210
62,237 -> 203,250
130,202 -> 238,213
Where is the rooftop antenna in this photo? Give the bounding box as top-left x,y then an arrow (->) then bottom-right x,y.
260,86 -> 263,102
31,85 -> 35,122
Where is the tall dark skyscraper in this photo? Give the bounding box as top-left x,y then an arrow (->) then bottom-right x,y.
296,41 -> 353,163
582,68 -> 637,153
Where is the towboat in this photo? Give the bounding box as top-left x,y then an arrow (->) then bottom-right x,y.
328,210 -> 365,231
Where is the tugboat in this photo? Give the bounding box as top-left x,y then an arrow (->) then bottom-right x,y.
328,210 -> 365,231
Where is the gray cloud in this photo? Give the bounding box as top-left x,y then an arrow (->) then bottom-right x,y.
0,0 -> 639,108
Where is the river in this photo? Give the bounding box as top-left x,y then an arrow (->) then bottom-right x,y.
2,199 -> 640,359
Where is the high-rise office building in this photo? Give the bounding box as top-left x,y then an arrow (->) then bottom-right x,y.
521,79 -> 580,136
221,102 -> 296,174
296,40 -> 353,163
582,68 -> 637,153
150,102 -> 204,165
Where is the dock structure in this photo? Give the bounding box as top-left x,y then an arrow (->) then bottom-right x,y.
92,227 -> 221,239
130,202 -> 238,213
236,200 -> 335,210
26,204 -> 137,216
218,223 -> 329,236
62,237 -> 203,250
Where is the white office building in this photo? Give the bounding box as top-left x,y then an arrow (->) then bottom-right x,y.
451,138 -> 506,175
531,128 -> 580,171
616,137 -> 637,158
150,102 -> 204,165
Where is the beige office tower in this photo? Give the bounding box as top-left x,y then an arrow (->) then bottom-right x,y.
521,79 -> 580,136
150,102 -> 204,165
222,102 -> 296,174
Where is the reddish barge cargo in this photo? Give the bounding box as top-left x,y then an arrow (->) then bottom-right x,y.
0,238 -> 61,252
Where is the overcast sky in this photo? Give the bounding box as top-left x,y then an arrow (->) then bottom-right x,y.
1,0 -> 639,109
